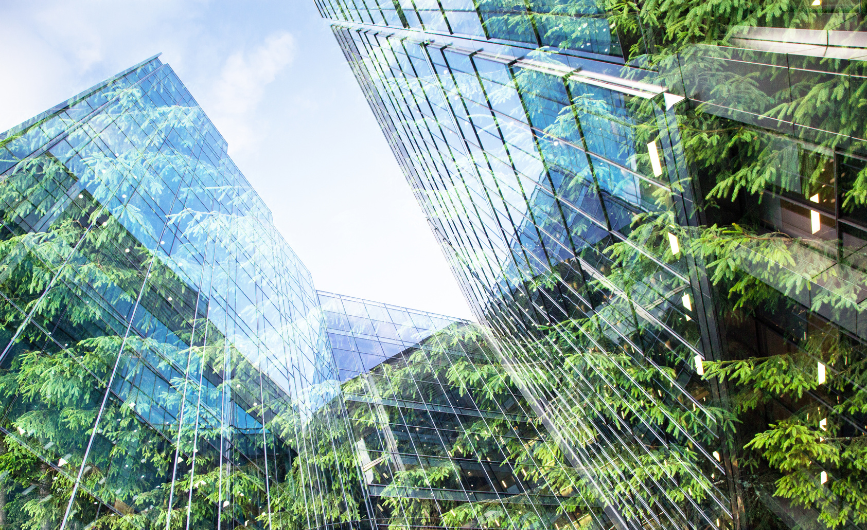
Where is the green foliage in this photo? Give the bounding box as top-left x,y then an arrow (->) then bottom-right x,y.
334,323 -> 597,529
0,61 -> 349,530
475,0 -> 867,526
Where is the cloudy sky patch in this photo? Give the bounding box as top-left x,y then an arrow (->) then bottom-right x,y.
208,32 -> 296,152
0,1 -> 472,319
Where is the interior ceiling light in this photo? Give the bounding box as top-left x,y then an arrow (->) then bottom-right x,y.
810,194 -> 821,233
668,232 -> 680,256
647,140 -> 663,177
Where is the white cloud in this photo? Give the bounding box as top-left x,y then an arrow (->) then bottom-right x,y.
215,32 -> 296,113
208,32 -> 296,152
0,1 -> 202,133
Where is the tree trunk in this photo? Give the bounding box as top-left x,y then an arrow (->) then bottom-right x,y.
0,486 -> 6,529
39,463 -> 50,530
0,437 -> 5,529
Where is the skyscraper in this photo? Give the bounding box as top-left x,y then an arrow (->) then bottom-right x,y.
318,2 -> 867,529
0,55 -> 360,530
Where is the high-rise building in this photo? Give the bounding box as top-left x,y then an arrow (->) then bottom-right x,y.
0,54 -> 589,530
318,2 -> 867,530
0,55 -> 361,530
318,291 -> 590,529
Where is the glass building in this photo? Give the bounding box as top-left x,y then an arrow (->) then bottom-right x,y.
0,56 -> 363,530
318,291 -> 590,529
317,1 -> 867,530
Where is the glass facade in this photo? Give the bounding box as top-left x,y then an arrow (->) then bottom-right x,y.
319,291 -> 591,529
321,2 -> 867,530
313,0 -> 623,58
0,57 -> 361,530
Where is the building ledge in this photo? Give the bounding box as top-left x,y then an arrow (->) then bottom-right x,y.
731,26 -> 867,60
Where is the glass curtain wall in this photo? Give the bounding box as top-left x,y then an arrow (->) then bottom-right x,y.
312,0 -> 624,59
318,291 -> 593,530
0,57 -> 362,530
320,2 -> 867,529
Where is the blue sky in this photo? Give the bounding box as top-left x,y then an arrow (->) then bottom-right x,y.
0,0 -> 473,319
